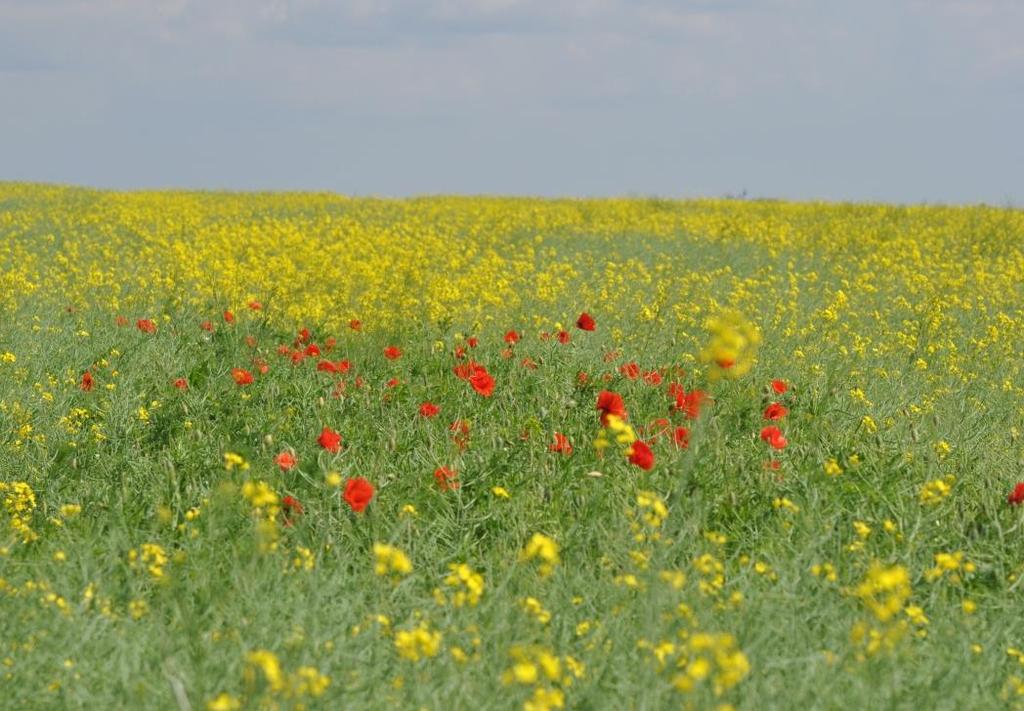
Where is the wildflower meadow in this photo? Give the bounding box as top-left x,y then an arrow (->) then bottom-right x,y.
3,184 -> 1024,709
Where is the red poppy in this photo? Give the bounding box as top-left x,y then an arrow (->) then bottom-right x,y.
760,426 -> 788,450
1008,483 -> 1024,506
275,452 -> 297,471
673,427 -> 690,449
619,362 -> 640,380
603,350 -> 621,363
343,478 -> 374,513
576,312 -> 596,331
248,301 -> 263,310
670,386 -> 707,420
469,369 -> 495,397
771,379 -> 789,394
200,320 -> 214,332
383,346 -> 402,360
419,402 -> 440,418
467,337 -> 479,348
297,328 -> 311,344
231,368 -> 254,385
318,426 -> 342,453
763,403 -> 789,421
520,357 -> 538,370
628,440 -> 655,470
576,371 -> 589,385
290,350 -> 305,365
434,466 -> 459,491
136,319 -> 156,334
115,315 -> 129,327
324,337 -> 336,352
549,432 -> 573,456
504,330 -> 520,344
223,310 -> 235,324
80,371 -> 94,392
454,346 -> 467,360
254,359 -> 269,375
557,331 -> 571,344
765,459 -> 782,470
386,377 -> 400,388
643,370 -> 663,386
173,377 -> 189,390
349,319 -> 362,332
596,391 -> 627,426
244,335 -> 258,349
304,344 -> 321,358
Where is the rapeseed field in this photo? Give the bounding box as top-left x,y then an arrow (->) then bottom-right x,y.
2,183 -> 1024,709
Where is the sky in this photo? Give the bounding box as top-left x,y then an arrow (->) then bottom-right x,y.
1,0 -> 1021,203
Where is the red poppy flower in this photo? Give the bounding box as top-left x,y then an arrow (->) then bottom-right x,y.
419,402 -> 440,418
576,371 -> 589,384
760,426 -> 788,450
504,330 -> 520,344
248,301 -> 263,310
1008,483 -> 1024,506
290,350 -> 305,365
643,370 -> 663,386
200,320 -> 214,332
223,310 -> 235,324
297,328 -> 311,344
520,357 -> 538,370
316,360 -> 336,373
469,368 -> 496,397
603,350 -> 621,363
383,346 -> 402,360
434,466 -> 459,491
231,368 -> 254,385
324,337 -> 336,352
343,478 -> 374,513
628,440 -> 655,470
575,312 -> 596,331
173,377 -> 188,390
136,319 -> 156,334
596,390 -> 627,425
619,362 -> 640,380
763,403 -> 789,421
244,335 -> 258,349
557,331 -> 571,344
304,344 -> 321,358
670,386 -> 707,420
771,379 -> 789,394
318,426 -> 342,453
274,452 -> 297,471
115,315 -> 129,327
765,459 -> 782,470
454,346 -> 467,360
549,432 -> 573,456
80,371 -> 94,392
386,377 -> 400,388
673,427 -> 690,449
349,319 -> 362,332
254,359 -> 269,375
467,337 -> 479,348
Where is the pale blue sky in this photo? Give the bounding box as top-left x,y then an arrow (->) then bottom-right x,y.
1,0 -> 1021,203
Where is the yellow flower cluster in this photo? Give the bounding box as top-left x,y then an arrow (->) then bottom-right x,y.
0,481 -> 37,543
520,533 -> 560,578
373,542 -> 413,578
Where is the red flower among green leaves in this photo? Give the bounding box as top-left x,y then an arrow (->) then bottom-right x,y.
318,426 -> 342,453
343,478 -> 375,513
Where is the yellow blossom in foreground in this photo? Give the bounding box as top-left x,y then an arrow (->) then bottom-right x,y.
373,543 -> 413,578
521,533 -> 561,577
